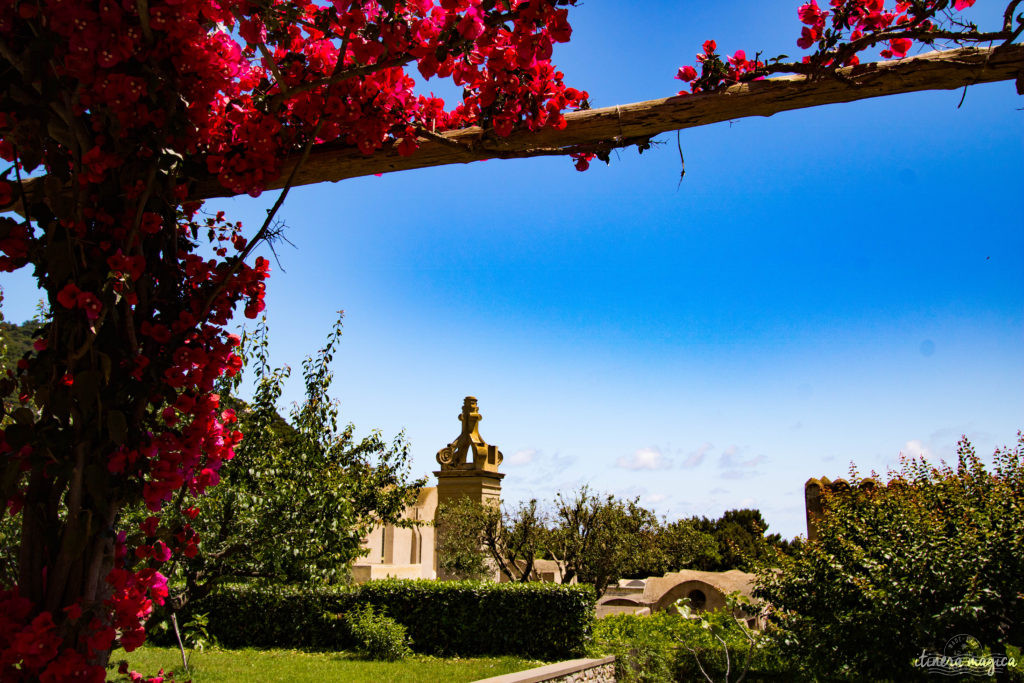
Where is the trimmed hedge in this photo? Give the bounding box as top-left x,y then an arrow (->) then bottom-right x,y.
158,579 -> 595,660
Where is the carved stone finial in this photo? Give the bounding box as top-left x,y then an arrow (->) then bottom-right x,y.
436,396 -> 503,472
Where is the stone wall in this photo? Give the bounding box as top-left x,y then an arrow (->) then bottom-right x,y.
473,656 -> 616,683
549,660 -> 616,683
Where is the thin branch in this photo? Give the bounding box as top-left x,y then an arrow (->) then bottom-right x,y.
715,632 -> 731,681
10,145 -> 33,229
763,28 -> 1013,79
257,42 -> 289,94
957,82 -> 970,108
733,613 -> 757,683
1006,0 -> 1023,33
833,27 -> 1010,66
198,117 -> 323,320
136,0 -> 154,43
267,55 -> 413,110
685,646 -> 716,683
1004,20 -> 1024,45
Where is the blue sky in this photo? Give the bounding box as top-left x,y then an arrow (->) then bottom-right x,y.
3,2 -> 1022,538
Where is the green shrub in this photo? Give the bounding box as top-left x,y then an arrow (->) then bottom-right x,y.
589,612 -> 678,683
757,437 -> 1024,680
343,604 -> 412,661
590,606 -> 794,682
155,579 -> 595,660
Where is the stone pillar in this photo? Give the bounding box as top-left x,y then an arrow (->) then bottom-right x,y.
433,396 -> 505,578
435,468 -> 505,510
804,478 -> 826,542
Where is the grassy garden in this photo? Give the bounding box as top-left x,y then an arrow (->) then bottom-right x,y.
119,646 -> 544,682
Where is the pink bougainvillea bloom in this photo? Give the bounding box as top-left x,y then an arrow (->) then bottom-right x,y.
797,26 -> 817,49
889,37 -> 913,58
676,65 -> 698,81
151,541 -> 172,563
76,292 -> 102,320
798,0 -> 827,26
56,283 -> 81,309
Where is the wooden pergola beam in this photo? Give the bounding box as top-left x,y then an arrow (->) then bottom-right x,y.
204,43 -> 1022,199
5,43 -> 1023,212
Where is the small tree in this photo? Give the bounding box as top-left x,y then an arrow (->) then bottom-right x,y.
551,486 -> 660,596
435,496 -> 545,582
757,434 -> 1024,679
434,496 -> 492,581
657,518 -> 722,574
144,314 -> 423,613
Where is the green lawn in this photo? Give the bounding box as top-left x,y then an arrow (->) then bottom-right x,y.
116,646 -> 546,682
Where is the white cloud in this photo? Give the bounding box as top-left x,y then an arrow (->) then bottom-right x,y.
681,442 -> 713,468
507,448 -> 537,466
644,493 -> 668,504
719,446 -> 766,469
616,446 -> 671,471
901,439 -> 932,460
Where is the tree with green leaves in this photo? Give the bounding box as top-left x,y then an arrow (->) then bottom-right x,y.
756,434 -> 1024,679
550,486 -> 662,597
656,518 -> 722,575
434,496 -> 492,581
142,314 -> 424,613
707,509 -> 775,572
435,496 -> 546,582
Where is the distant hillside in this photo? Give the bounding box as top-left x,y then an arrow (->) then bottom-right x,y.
0,319 -> 43,370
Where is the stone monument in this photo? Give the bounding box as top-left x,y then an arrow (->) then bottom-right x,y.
434,396 -> 504,511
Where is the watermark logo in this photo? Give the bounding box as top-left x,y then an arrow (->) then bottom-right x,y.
914,634 -> 1018,677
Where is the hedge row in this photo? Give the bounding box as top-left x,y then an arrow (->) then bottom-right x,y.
158,579 -> 596,660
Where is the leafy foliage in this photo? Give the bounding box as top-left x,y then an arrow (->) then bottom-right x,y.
139,314 -> 424,611
655,518 -> 722,574
436,485 -> 795,595
156,579 -> 596,660
757,434 -> 1024,680
434,497 -> 493,581
436,496 -> 546,582
0,320 -> 42,374
590,599 -> 791,683
343,604 -> 412,662
551,487 -> 662,596
634,509 -> 799,578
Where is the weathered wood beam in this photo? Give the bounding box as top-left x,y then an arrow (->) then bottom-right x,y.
201,43 -> 1022,199
5,43 -> 1023,213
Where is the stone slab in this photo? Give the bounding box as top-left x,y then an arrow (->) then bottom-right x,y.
472,656 -> 616,683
